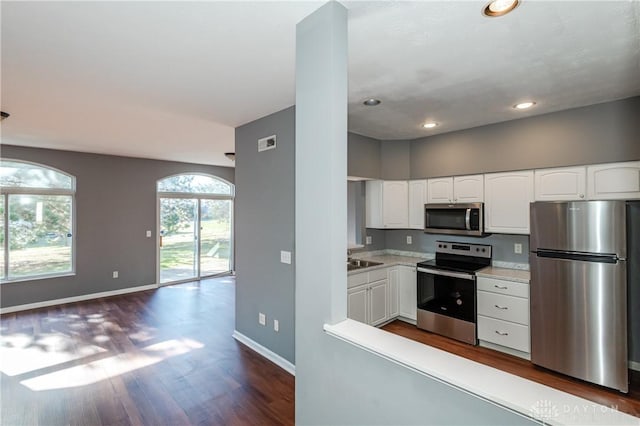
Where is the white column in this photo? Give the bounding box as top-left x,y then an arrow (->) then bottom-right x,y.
294,1 -> 348,421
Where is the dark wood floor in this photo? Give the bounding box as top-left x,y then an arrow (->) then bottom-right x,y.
382,320 -> 640,418
0,277 -> 294,426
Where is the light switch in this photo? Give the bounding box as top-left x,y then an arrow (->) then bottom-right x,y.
366,236 -> 372,245
146,230 -> 152,237
280,250 -> 292,264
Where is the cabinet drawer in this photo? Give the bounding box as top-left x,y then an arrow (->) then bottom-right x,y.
348,272 -> 368,289
477,277 -> 529,298
477,291 -> 529,325
478,315 -> 530,353
368,268 -> 388,282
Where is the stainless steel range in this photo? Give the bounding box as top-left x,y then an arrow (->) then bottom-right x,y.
416,241 -> 492,345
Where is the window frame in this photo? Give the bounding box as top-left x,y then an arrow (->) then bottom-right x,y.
156,173 -> 235,285
0,159 -> 76,282
156,172 -> 234,197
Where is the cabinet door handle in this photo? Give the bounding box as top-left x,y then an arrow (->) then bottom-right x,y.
494,304 -> 508,310
494,285 -> 508,290
495,330 -> 509,336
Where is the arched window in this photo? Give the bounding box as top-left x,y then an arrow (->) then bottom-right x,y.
157,174 -> 233,196
157,174 -> 234,284
0,160 -> 75,281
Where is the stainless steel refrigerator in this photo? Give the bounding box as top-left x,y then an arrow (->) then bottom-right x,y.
530,200 -> 629,393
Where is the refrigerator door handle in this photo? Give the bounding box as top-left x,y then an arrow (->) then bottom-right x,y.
534,249 -> 619,264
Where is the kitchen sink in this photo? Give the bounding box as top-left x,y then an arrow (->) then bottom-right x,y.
347,259 -> 383,271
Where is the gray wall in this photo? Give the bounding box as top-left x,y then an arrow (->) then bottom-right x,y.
1,145 -> 234,308
410,96 -> 640,178
347,132 -> 380,178
235,106 -> 296,364
380,139 -> 411,180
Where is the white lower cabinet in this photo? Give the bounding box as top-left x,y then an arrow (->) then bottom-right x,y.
347,269 -> 389,326
348,264 -> 418,327
388,267 -> 400,318
369,280 -> 389,326
477,316 -> 530,353
388,265 -> 418,323
398,266 -> 417,321
347,285 -> 368,324
477,275 -> 530,358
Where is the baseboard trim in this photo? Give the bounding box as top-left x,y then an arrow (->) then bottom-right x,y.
0,284 -> 158,314
630,360 -> 640,372
232,330 -> 295,376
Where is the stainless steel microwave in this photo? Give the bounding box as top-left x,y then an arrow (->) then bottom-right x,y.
424,202 -> 487,237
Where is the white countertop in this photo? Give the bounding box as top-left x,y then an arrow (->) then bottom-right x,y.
347,252 -> 432,275
477,266 -> 531,283
325,319 -> 639,426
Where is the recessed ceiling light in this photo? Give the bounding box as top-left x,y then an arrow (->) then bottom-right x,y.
0,111 -> 9,121
422,122 -> 438,129
225,152 -> 235,161
483,0 -> 519,17
363,98 -> 381,106
513,101 -> 536,110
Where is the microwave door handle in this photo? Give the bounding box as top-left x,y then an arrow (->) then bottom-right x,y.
465,208 -> 471,230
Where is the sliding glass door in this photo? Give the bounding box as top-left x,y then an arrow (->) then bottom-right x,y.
159,198 -> 198,283
157,174 -> 234,285
199,199 -> 232,277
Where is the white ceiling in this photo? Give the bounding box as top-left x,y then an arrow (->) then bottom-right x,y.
2,1 -> 639,166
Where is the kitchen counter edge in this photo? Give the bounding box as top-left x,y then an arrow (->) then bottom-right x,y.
476,267 -> 530,283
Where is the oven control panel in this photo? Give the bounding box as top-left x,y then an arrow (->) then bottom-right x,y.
436,241 -> 492,259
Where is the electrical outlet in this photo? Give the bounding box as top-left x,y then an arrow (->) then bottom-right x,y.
146,230 -> 152,237
514,243 -> 522,254
259,313 -> 266,326
406,235 -> 412,245
112,271 -> 119,279
274,319 -> 279,332
280,250 -> 291,264
366,236 -> 372,245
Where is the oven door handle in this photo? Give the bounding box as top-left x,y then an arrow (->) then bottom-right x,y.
465,208 -> 471,230
417,267 -> 475,281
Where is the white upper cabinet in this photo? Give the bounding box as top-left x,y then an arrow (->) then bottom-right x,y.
408,180 -> 428,229
366,180 -> 408,229
427,177 -> 453,203
365,180 -> 384,228
383,181 -> 409,228
453,175 -> 484,202
535,166 -> 586,201
587,161 -> 640,200
484,171 -> 534,234
428,176 -> 483,203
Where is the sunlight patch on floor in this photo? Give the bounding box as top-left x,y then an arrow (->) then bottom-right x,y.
0,332 -> 107,376
20,338 -> 204,391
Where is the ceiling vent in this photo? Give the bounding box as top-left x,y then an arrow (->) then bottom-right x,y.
258,135 -> 277,152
